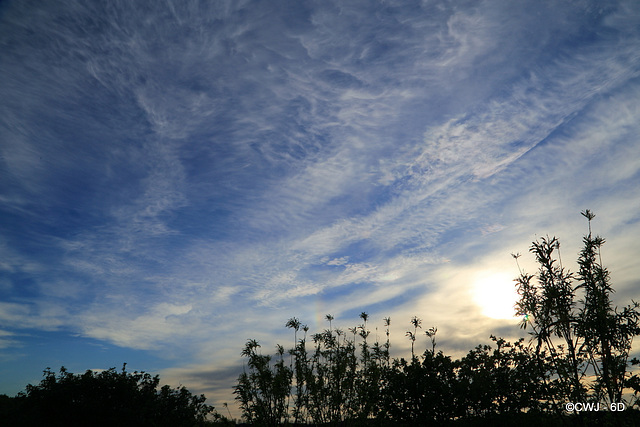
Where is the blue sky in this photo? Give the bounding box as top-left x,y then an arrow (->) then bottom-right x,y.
2,0 -> 640,415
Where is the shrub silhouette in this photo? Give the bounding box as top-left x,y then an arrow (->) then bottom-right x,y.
514,210 -> 640,410
234,211 -> 640,424
2,364 -> 218,427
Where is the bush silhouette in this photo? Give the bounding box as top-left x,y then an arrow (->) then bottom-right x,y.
233,211 -> 640,424
514,210 -> 640,410
3,364 -> 216,427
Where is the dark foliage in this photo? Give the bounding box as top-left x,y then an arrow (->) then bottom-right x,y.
234,211 -> 640,424
235,317 -> 554,424
514,210 -> 640,411
0,364 -> 220,427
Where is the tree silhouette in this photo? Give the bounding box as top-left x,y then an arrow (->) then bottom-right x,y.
515,210 -> 640,408
232,211 -> 640,424
2,364 -> 216,427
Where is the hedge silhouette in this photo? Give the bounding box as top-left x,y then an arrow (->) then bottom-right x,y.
0,364 -> 223,426
234,211 -> 640,425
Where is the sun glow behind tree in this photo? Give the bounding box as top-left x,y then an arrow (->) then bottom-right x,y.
472,271 -> 520,320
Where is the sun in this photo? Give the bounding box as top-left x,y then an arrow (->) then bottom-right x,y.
472,271 -> 520,320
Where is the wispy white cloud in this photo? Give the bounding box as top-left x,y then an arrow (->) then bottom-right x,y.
2,0 -> 640,414
0,301 -> 68,331
41,0 -> 639,354
79,302 -> 194,350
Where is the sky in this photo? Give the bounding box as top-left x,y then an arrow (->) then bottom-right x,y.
1,0 -> 640,417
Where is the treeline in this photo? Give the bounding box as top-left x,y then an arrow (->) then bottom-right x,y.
0,364 -> 233,426
234,211 -> 640,425
2,211 -> 639,425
